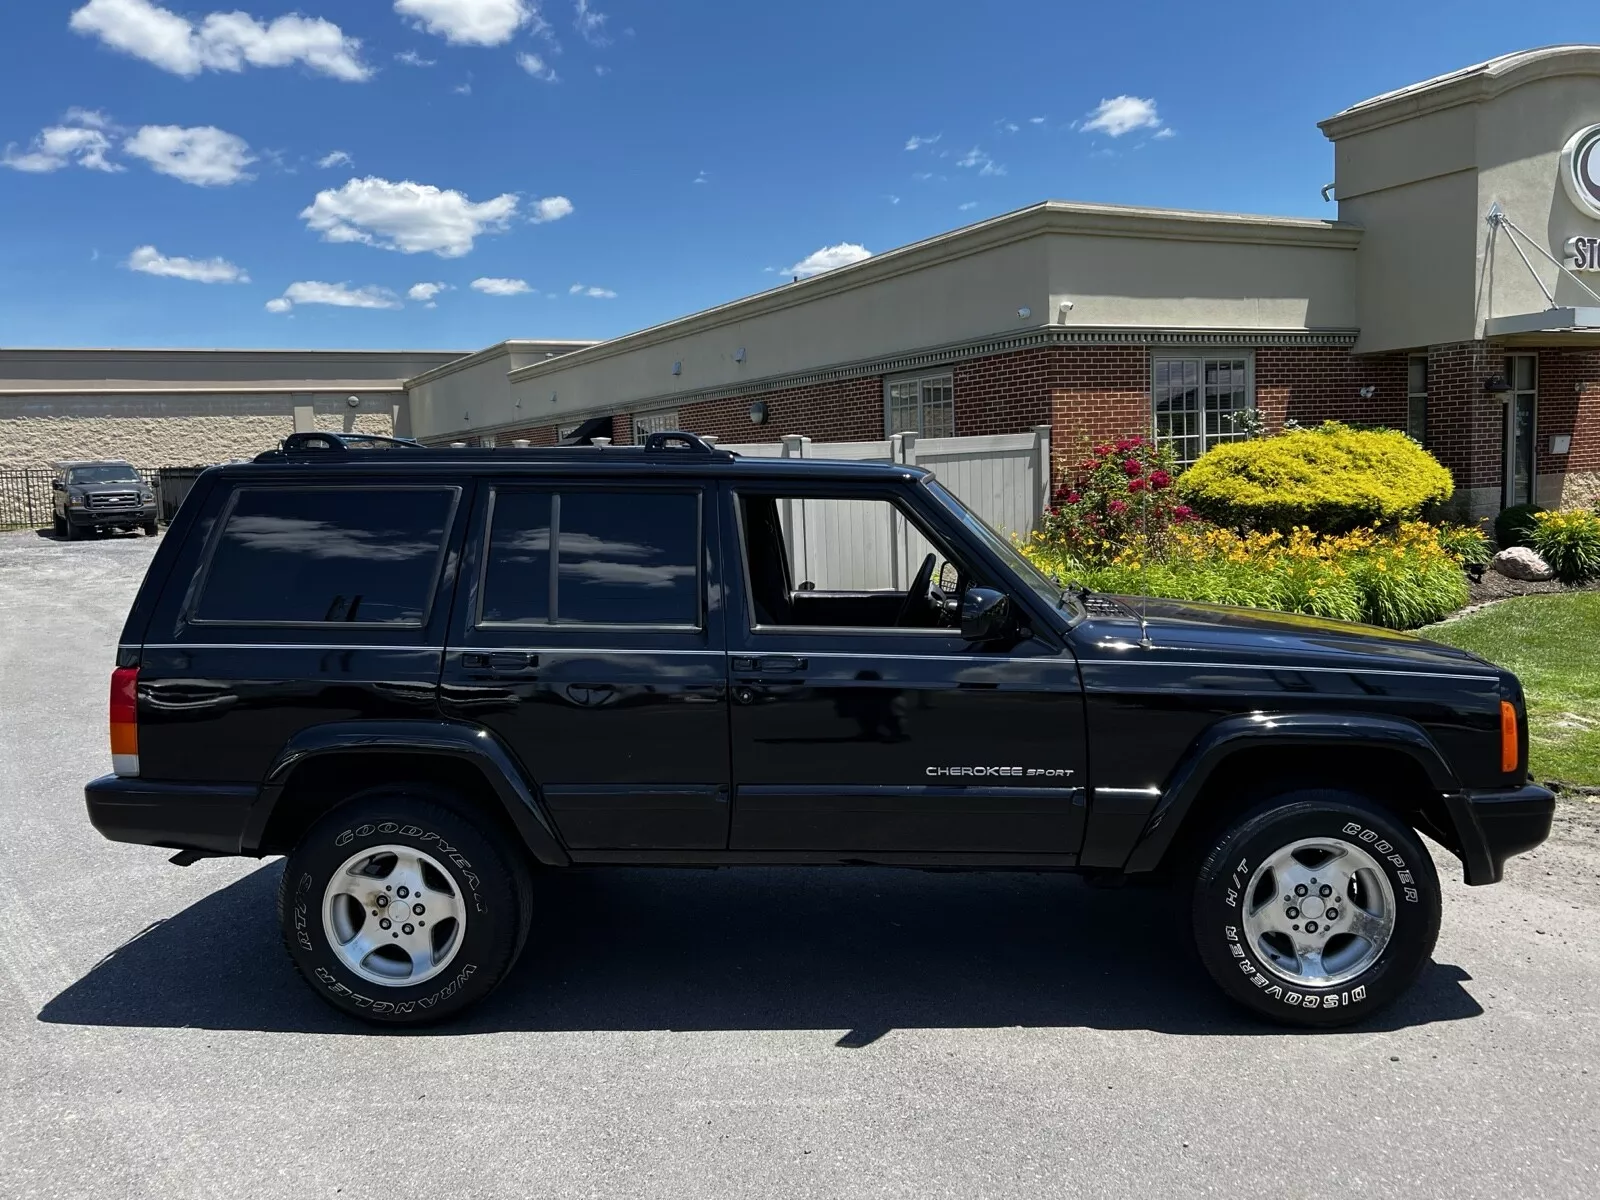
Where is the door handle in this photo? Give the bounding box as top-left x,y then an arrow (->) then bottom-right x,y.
460,652 -> 539,671
756,655 -> 807,673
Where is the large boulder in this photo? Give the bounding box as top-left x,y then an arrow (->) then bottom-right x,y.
1492,545 -> 1555,581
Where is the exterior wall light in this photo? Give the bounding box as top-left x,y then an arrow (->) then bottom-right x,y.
1484,374 -> 1512,394
672,360 -> 682,376
1358,385 -> 1376,399
1017,306 -> 1032,319
734,347 -> 746,363
346,395 -> 361,409
749,400 -> 769,425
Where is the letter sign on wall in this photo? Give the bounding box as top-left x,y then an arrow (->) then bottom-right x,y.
1561,124 -> 1600,271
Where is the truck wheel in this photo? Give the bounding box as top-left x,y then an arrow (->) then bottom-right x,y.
63,518 -> 78,541
142,521 -> 159,536
52,514 -> 66,538
277,787 -> 533,1026
1191,789 -> 1441,1027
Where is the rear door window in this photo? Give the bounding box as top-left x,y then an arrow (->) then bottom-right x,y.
480,489 -> 701,627
194,487 -> 458,625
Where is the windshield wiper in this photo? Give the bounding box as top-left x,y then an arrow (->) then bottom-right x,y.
1063,581 -> 1154,650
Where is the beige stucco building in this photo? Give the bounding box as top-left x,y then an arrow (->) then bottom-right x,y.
7,46 -> 1600,520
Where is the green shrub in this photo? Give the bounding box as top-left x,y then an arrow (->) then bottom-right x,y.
1435,523 -> 1492,567
1494,503 -> 1544,549
1176,422 -> 1455,532
1529,509 -> 1600,583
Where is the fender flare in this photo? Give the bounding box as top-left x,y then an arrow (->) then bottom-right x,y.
1121,711 -> 1459,874
243,719 -> 570,865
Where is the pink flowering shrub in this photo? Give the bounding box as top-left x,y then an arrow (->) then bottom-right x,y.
1040,435 -> 1192,564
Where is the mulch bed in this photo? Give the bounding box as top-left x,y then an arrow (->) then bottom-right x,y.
1466,572 -> 1600,604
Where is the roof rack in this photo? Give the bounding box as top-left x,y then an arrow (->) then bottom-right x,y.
273,432 -> 424,457
641,430 -> 724,455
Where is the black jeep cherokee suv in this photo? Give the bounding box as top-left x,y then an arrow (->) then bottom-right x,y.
85,431 -> 1555,1027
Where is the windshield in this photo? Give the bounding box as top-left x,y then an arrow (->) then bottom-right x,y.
925,479 -> 1084,624
68,465 -> 140,486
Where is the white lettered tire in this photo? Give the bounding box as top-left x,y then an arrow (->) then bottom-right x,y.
1192,790 -> 1441,1027
277,787 -> 532,1025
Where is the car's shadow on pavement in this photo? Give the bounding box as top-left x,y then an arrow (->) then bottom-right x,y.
39,860 -> 1483,1039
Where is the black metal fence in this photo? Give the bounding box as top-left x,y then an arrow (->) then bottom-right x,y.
0,466 -> 202,531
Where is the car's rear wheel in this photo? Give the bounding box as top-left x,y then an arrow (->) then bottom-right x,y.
277,787 -> 532,1025
1191,789 -> 1440,1027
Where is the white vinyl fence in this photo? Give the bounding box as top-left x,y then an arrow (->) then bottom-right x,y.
717,426 -> 1051,591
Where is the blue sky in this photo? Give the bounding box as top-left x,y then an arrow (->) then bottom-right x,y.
0,1 -> 1594,350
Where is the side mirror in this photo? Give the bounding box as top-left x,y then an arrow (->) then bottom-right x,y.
51,479 -> 64,490
960,587 -> 1012,641
936,560 -> 959,594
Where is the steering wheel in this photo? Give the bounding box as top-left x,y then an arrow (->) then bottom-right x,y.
895,553 -> 938,626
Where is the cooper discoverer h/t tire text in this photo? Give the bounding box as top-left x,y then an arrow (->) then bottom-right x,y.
1191,789 -> 1442,1027
276,786 -> 533,1025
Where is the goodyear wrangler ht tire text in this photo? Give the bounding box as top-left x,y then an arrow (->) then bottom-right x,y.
1192,790 -> 1441,1027
276,786 -> 532,1025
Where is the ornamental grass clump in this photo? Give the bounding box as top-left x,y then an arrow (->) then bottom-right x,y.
1176,421 -> 1454,532
1529,508 -> 1600,584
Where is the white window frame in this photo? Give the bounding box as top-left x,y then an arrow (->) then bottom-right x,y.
884,371 -> 955,439
1407,355 -> 1429,444
1151,351 -> 1255,467
632,410 -> 681,444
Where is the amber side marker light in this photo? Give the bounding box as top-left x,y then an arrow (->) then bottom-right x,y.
110,666 -> 139,777
1500,700 -> 1519,774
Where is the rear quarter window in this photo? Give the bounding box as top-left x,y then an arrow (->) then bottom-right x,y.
193,486 -> 458,626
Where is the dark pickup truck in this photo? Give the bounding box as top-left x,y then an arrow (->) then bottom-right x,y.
85,431 -> 1554,1027
52,459 -> 159,539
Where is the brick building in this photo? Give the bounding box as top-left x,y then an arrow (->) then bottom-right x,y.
407,45 -> 1600,520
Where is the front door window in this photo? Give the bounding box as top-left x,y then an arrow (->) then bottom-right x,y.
1505,355 -> 1537,508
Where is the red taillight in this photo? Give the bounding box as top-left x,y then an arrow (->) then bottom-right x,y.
1500,700 -> 1520,774
110,666 -> 139,776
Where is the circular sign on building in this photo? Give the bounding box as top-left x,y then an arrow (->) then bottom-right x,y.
1561,123 -> 1600,217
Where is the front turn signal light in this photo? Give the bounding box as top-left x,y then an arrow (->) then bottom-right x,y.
1500,700 -> 1519,774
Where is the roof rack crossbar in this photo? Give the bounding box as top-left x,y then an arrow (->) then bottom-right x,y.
278,432 -> 423,455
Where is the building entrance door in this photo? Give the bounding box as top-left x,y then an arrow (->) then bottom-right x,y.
1504,354 -> 1538,508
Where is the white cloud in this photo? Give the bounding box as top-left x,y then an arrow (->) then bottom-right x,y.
693,169 -> 708,184
125,244 -> 249,283
408,281 -> 449,302
317,149 -> 352,169
958,201 -> 977,211
2,116 -> 121,174
395,0 -> 535,47
123,124 -> 255,186
594,64 -> 610,76
394,48 -> 435,66
69,0 -> 370,81
911,170 -> 935,183
885,194 -> 900,205
957,146 -> 1006,176
1152,126 -> 1176,140
453,81 -> 472,94
517,51 -> 558,82
787,242 -> 871,279
1081,95 -> 1163,137
300,176 -> 519,257
904,133 -> 940,151
472,276 -> 531,295
1029,115 -> 1046,125
267,280 -> 403,311
529,194 -> 573,223
568,283 -> 615,298
997,120 -> 1019,134
574,0 -> 609,46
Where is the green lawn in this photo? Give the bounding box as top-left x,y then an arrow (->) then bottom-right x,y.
1423,593 -> 1600,788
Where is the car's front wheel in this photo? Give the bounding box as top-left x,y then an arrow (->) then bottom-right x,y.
277,787 -> 532,1025
1191,789 -> 1441,1027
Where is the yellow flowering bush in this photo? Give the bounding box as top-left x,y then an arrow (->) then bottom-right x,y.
1529,508 -> 1600,583
1176,422 -> 1455,532
1025,519 -> 1472,628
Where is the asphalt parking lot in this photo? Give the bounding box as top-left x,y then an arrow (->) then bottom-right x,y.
1,529 -> 1597,1199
